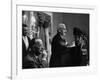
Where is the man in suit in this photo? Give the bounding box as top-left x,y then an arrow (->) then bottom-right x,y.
50,23 -> 72,67
23,38 -> 48,68
22,24 -> 31,69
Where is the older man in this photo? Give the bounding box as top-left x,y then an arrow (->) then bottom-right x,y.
50,23 -> 73,67
23,38 -> 48,68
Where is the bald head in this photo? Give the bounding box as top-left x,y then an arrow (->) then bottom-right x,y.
35,39 -> 43,47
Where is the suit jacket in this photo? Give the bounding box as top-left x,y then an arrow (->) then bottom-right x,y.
50,33 -> 70,67
23,53 -> 48,69
22,36 -> 31,69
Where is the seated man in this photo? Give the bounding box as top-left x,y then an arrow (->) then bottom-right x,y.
23,38 -> 48,69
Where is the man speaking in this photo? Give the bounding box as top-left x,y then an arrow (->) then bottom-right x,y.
50,23 -> 72,67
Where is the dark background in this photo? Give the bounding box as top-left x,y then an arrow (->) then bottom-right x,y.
52,12 -> 89,44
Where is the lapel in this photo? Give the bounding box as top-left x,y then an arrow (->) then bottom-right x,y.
22,36 -> 30,50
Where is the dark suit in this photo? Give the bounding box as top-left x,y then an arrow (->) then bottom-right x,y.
50,33 -> 71,67
22,37 -> 48,69
22,36 -> 31,69
23,53 -> 48,69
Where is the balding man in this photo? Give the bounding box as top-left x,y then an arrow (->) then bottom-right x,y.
50,23 -> 72,67
23,38 -> 48,68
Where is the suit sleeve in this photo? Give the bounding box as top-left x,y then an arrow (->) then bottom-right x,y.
57,39 -> 71,55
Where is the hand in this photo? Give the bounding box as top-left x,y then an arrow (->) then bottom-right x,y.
67,41 -> 75,47
71,41 -> 75,47
65,41 -> 68,45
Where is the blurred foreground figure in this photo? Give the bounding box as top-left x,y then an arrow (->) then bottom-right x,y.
72,27 -> 89,66
23,38 -> 48,69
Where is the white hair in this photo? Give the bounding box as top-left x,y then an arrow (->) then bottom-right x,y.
35,39 -> 42,44
34,38 -> 44,48
57,23 -> 66,33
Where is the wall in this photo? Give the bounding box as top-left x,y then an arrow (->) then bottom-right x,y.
63,13 -> 89,43
52,13 -> 89,44
52,12 -> 63,37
